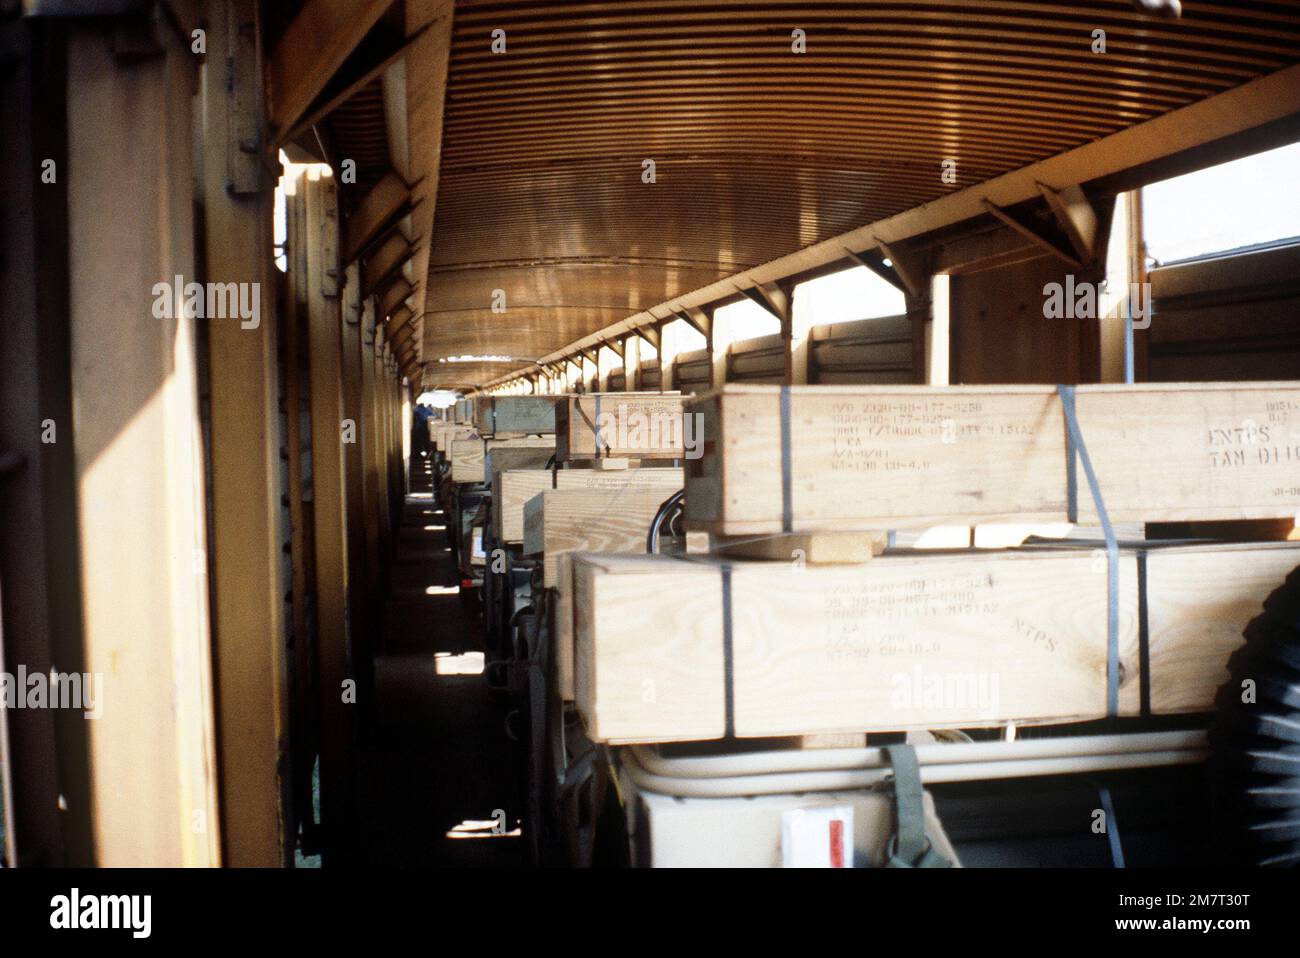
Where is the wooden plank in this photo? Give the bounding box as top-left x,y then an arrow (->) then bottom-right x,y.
556,392 -> 688,460
268,0 -> 396,140
473,395 -> 561,436
684,383 -> 1300,536
492,467 -> 685,544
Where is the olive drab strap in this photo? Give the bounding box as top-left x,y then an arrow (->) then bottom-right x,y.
883,744 -> 951,869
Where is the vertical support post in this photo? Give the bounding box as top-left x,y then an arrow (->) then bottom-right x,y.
65,21 -> 219,866
660,325 -> 675,392
787,283 -> 811,385
202,0 -> 291,866
708,306 -> 727,389
359,299 -> 383,607
625,335 -> 639,391
374,332 -> 393,560
340,262 -> 373,710
1126,190 -> 1148,383
280,166 -> 316,850
0,17 -> 84,867
304,170 -> 356,863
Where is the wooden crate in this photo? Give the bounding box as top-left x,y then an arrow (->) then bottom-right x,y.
450,436 -> 553,484
556,392 -> 688,461
571,542 -> 1300,744
432,424 -> 476,453
524,488 -> 689,701
684,382 -> 1300,535
484,442 -> 554,484
491,466 -> 685,543
1144,541 -> 1300,713
473,395 -> 561,436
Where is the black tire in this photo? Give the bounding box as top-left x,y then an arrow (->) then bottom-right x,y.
1208,563 -> 1300,867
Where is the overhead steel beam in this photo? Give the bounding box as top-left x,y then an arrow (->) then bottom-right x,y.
379,276 -> 414,321
1037,181 -> 1101,266
343,170 -> 410,265
843,245 -> 908,295
385,303 -> 415,336
981,199 -> 1083,269
736,282 -> 789,323
363,232 -> 417,298
872,239 -> 928,299
279,22 -> 428,146
632,322 -> 661,354
672,305 -> 711,341
267,0 -> 397,142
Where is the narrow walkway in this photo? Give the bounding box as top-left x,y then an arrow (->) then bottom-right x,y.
364,458 -> 524,866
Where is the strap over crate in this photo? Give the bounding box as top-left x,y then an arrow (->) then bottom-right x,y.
1057,384 -> 1121,718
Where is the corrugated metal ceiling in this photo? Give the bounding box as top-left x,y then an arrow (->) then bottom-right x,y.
419,0 -> 1300,388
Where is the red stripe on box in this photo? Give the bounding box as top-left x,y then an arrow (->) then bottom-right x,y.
829,819 -> 845,868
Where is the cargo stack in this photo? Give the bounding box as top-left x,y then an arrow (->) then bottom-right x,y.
568,382 -> 1300,745
518,392 -> 696,696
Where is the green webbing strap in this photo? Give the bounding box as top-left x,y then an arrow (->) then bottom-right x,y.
883,745 -> 951,869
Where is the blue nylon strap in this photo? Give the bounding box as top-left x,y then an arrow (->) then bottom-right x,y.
720,564 -> 735,738
779,385 -> 793,533
1137,550 -> 1151,717
1057,384 -> 1121,718
1098,786 -> 1126,869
